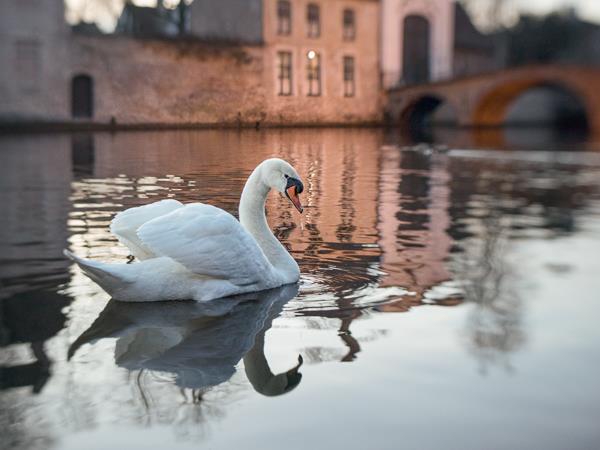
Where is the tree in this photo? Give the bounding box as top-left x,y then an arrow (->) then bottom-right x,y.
461,0 -> 516,31
66,0 -> 124,31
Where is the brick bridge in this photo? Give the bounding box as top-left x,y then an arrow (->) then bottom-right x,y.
387,65 -> 600,137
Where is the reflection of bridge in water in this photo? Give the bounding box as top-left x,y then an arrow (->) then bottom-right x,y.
388,65 -> 600,143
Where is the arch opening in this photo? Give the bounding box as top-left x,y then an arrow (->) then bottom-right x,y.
475,81 -> 589,133
402,15 -> 431,86
505,83 -> 589,131
71,74 -> 94,119
401,95 -> 458,142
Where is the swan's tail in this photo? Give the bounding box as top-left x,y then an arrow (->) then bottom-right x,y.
64,250 -> 131,296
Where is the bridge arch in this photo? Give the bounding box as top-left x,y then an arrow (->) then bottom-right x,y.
387,66 -> 600,138
401,94 -> 458,125
400,94 -> 458,140
473,78 -> 589,130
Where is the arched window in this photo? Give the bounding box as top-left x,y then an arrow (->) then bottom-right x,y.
71,74 -> 94,118
402,15 -> 430,85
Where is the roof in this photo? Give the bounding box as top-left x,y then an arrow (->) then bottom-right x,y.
116,3 -> 181,37
454,3 -> 496,52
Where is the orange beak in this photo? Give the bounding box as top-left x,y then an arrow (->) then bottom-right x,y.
286,185 -> 303,213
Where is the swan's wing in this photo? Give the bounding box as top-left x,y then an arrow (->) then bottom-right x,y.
137,203 -> 276,286
110,199 -> 183,260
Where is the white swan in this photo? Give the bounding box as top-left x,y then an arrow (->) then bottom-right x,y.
64,158 -> 305,302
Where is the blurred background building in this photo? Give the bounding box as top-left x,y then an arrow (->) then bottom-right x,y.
0,0 -> 599,131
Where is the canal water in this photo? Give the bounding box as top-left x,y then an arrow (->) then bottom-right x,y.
1,128 -> 600,450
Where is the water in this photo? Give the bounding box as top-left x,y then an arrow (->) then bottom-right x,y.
1,128 -> 600,450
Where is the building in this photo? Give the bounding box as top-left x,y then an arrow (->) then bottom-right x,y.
262,0 -> 381,123
453,2 -> 503,78
115,2 -> 182,37
0,0 -> 510,128
380,0 -> 455,89
189,0 -> 263,44
0,0 -> 382,127
380,0 -> 504,88
0,0 -> 70,122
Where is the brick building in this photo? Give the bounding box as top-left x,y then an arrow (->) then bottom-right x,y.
0,0 -> 381,127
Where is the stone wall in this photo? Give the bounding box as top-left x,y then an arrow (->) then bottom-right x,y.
68,36 -> 267,126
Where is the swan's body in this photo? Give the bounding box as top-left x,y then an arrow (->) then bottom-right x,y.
65,158 -> 304,302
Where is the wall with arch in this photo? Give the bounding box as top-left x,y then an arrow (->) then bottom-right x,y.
381,0 -> 454,89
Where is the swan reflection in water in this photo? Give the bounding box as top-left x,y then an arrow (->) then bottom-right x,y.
68,284 -> 303,397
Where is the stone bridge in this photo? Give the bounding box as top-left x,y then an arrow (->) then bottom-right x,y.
387,65 -> 600,137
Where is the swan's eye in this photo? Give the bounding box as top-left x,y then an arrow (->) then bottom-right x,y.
284,174 -> 289,179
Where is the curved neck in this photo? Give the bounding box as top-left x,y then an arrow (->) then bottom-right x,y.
239,167 -> 298,279
243,295 -> 302,396
243,331 -> 282,396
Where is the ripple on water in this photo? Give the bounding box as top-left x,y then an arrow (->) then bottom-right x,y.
2,130 -> 600,449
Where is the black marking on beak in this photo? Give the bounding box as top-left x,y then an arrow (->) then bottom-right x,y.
285,177 -> 304,194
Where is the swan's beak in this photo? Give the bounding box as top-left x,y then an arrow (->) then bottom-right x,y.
285,178 -> 304,213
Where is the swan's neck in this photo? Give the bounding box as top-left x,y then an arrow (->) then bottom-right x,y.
239,168 -> 299,280
244,330 -> 280,395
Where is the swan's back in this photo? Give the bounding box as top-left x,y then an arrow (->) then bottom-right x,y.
110,199 -> 183,260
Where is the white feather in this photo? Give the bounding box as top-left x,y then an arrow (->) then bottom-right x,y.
137,204 -> 278,287
110,199 -> 183,260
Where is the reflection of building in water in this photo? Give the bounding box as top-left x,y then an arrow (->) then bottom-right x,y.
0,135 -> 76,395
0,136 -> 80,449
377,146 -> 454,312
71,134 -> 95,178
0,136 -> 72,296
261,130 -> 384,362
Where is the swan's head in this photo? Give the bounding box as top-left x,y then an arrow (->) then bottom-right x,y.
260,158 -> 304,213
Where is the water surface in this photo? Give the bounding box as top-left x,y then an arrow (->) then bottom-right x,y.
1,128 -> 600,450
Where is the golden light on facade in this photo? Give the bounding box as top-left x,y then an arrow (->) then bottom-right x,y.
307,50 -> 316,60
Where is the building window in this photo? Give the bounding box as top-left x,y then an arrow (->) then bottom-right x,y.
307,51 -> 321,96
277,0 -> 291,35
277,51 -> 293,96
307,3 -> 320,38
343,56 -> 355,97
343,9 -> 355,40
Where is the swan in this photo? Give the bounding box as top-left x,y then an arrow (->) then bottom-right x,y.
64,158 -> 304,302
